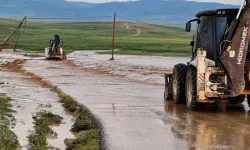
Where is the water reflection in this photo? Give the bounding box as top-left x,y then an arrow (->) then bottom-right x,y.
164,101 -> 250,150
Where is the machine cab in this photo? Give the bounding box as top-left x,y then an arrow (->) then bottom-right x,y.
49,39 -> 63,48
186,9 -> 238,62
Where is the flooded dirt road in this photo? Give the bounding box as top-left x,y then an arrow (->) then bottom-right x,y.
0,67 -> 74,149
23,51 -> 250,150
67,51 -> 189,84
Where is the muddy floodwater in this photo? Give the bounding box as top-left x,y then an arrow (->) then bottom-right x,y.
21,51 -> 250,150
67,51 -> 190,84
0,69 -> 74,149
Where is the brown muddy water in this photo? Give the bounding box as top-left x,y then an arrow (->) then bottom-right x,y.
0,70 -> 74,149
1,50 -> 250,150
67,51 -> 190,84
22,51 -> 250,150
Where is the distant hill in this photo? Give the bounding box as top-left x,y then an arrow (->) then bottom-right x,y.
0,0 -> 239,26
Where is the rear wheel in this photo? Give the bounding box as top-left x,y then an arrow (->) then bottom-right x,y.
62,51 -> 67,60
185,67 -> 200,111
228,95 -> 245,104
171,64 -> 187,104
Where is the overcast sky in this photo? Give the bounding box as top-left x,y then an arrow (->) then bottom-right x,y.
67,0 -> 242,5
186,0 -> 241,5
66,0 -> 137,3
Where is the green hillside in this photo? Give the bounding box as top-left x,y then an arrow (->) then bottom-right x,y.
0,18 -> 193,56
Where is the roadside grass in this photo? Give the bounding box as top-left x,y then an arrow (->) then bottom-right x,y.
34,85 -> 99,150
97,49 -> 191,56
65,130 -> 98,150
1,60 -> 100,150
0,95 -> 20,150
60,95 -> 99,150
60,96 -> 79,113
0,126 -> 19,150
28,110 -> 63,150
0,18 -> 193,56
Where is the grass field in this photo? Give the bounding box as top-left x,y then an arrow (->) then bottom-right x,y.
0,18 -> 193,56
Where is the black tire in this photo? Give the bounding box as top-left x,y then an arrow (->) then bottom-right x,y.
164,75 -> 173,100
171,64 -> 188,104
247,95 -> 250,107
228,95 -> 245,104
185,67 -> 200,111
63,51 -> 67,60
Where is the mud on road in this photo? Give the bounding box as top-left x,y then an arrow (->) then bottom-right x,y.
0,68 -> 74,149
19,51 -> 250,150
67,51 -> 189,85
1,51 -> 250,150
0,53 -> 99,149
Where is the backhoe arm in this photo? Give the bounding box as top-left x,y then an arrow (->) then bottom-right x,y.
219,0 -> 250,96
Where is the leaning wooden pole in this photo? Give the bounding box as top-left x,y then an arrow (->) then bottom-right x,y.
0,16 -> 27,51
13,28 -> 21,52
109,12 -> 116,60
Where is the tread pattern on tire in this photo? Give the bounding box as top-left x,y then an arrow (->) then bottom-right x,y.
172,64 -> 187,104
186,67 -> 199,110
228,96 -> 245,104
246,95 -> 250,107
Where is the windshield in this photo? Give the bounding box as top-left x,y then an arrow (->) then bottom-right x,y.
215,16 -> 235,50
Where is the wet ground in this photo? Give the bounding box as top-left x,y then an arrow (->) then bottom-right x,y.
67,51 -> 189,84
0,49 -> 29,65
0,69 -> 74,149
22,51 -> 250,150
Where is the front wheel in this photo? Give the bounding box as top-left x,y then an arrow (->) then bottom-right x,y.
185,67 -> 200,111
171,64 -> 188,104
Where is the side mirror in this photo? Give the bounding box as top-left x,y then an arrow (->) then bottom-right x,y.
189,41 -> 194,46
185,22 -> 191,32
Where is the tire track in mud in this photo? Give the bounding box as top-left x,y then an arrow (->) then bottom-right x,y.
1,60 -> 105,150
